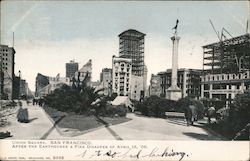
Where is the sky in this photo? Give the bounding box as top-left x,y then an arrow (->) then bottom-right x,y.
1,1 -> 249,91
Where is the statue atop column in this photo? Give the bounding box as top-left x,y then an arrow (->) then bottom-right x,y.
172,19 -> 179,34
166,19 -> 182,101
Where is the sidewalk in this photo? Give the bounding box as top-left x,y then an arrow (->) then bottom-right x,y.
0,101 -> 62,139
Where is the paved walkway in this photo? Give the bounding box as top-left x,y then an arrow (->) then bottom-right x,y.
59,114 -> 222,140
1,102 -> 222,140
1,101 -> 62,139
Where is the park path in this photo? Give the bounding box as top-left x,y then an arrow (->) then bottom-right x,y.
60,113 -> 222,140
1,101 -> 62,139
1,102 -> 222,140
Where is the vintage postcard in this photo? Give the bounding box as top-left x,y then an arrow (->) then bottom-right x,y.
0,0 -> 249,161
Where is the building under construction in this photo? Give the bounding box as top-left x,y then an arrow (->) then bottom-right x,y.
201,33 -> 250,107
118,29 -> 145,76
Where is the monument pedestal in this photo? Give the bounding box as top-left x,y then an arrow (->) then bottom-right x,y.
166,85 -> 182,101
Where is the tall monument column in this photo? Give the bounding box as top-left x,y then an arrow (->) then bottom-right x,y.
166,20 -> 182,100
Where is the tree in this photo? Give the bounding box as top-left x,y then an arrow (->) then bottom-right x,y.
44,72 -> 104,115
228,90 -> 250,138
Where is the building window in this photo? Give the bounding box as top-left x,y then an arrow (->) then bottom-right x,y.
204,84 -> 209,90
244,73 -> 248,79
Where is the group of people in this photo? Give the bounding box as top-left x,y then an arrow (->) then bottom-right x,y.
184,104 -> 216,126
32,98 -> 45,107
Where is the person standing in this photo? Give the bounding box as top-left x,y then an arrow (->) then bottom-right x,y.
207,106 -> 215,124
184,105 -> 192,126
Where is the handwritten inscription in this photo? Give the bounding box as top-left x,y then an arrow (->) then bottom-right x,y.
76,147 -> 188,161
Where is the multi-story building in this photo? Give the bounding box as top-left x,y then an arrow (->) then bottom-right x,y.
72,59 -> 92,87
149,74 -> 162,97
118,29 -> 147,99
130,75 -> 144,101
19,79 -> 33,98
19,79 -> 27,97
100,68 -> 112,96
112,56 -> 132,97
66,60 -> 79,78
143,65 -> 148,92
201,34 -> 250,107
118,29 -> 146,77
0,45 -> 15,99
157,68 -> 202,99
12,76 -> 20,99
35,73 -> 70,97
48,74 -> 70,92
35,73 -> 49,97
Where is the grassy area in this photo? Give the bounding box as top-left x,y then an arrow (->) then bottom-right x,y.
43,106 -> 131,132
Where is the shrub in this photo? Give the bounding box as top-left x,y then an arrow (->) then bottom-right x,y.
105,104 -> 127,117
135,96 -> 176,118
176,97 -> 205,119
207,91 -> 250,140
228,90 -> 250,138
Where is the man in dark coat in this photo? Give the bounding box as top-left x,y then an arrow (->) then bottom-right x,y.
184,105 -> 193,126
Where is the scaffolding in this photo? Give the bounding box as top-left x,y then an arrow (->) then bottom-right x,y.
118,29 -> 145,76
203,34 -> 250,74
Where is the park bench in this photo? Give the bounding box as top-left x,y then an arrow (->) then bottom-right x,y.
165,112 -> 185,119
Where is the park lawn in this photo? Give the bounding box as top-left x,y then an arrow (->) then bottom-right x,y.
43,106 -> 131,132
